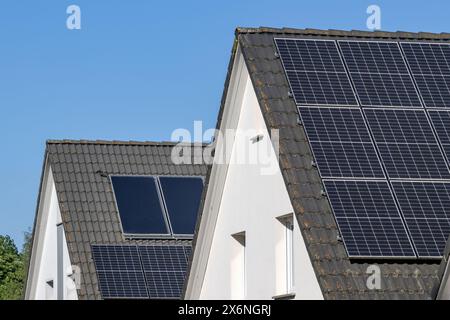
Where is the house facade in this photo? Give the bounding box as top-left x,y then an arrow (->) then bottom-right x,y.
25,140 -> 208,299
185,27 -> 450,300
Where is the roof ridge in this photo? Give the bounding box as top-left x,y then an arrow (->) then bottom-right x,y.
235,27 -> 450,40
46,139 -> 210,146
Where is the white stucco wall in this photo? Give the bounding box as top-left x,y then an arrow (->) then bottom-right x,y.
197,58 -> 323,299
26,166 -> 78,300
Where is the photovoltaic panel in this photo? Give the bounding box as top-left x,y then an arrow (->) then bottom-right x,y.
401,43 -> 450,75
276,39 -> 347,73
338,41 -> 422,107
91,245 -> 148,298
299,107 -> 384,178
339,41 -> 409,74
429,110 -> 450,160
145,272 -> 186,299
323,180 -> 415,257
365,108 -> 450,179
96,272 -> 148,299
138,245 -> 190,299
401,42 -> 450,108
275,38 -> 358,106
309,141 -> 384,178
159,177 -> 204,235
392,181 -> 450,257
375,143 -> 449,179
364,109 -> 436,144
139,245 -> 189,271
91,245 -> 142,272
92,244 -> 192,299
111,176 -> 169,235
429,110 -> 450,144
411,75 -> 450,108
299,107 -> 372,142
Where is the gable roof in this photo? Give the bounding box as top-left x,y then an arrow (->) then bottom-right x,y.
189,27 -> 450,299
28,140 -> 209,299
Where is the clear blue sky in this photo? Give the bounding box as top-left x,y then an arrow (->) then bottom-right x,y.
1,0 -> 449,249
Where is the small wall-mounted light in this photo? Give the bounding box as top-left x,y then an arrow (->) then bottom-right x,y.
250,134 -> 264,144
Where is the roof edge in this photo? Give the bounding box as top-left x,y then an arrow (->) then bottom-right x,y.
46,139 -> 210,147
235,26 -> 450,40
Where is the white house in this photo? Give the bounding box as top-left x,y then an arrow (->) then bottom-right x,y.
25,140 -> 208,299
184,27 -> 450,300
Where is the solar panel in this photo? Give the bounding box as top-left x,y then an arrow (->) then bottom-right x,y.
159,177 -> 204,235
392,181 -> 450,257
401,42 -> 450,108
324,180 -> 415,257
429,110 -> 450,160
111,176 -> 169,235
339,41 -> 422,107
365,108 -> 450,179
91,245 -> 148,298
92,244 -> 191,299
299,107 -> 384,178
275,38 -> 358,106
299,107 -> 372,142
138,245 -> 190,299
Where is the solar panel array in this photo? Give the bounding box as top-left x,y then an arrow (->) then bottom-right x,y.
91,244 -> 191,299
275,38 -> 450,258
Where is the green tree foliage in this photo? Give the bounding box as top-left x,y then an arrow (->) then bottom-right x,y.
0,232 -> 32,300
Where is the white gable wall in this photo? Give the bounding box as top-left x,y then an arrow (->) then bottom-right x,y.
189,50 -> 322,299
25,164 -> 78,300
